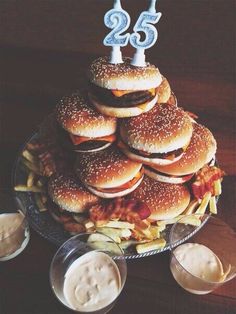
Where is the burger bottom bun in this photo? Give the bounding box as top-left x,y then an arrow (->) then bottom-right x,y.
120,144 -> 184,166
85,174 -> 144,198
144,166 -> 194,184
88,93 -> 158,118
74,141 -> 112,153
144,156 -> 216,184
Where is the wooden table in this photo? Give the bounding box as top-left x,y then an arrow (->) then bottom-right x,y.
0,1 -> 235,313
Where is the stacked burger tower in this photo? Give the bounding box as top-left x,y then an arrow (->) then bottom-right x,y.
45,54 -> 224,254
43,2 -> 224,254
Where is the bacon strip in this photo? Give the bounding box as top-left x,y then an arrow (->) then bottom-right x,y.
192,165 -> 225,199
89,197 -> 151,227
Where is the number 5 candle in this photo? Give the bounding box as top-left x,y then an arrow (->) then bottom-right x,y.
103,0 -> 131,64
130,0 -> 162,67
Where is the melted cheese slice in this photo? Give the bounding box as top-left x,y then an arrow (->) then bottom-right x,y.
111,88 -> 156,97
96,169 -> 143,193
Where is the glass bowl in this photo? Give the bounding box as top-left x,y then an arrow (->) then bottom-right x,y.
169,214 -> 236,294
0,192 -> 30,261
50,232 -> 127,313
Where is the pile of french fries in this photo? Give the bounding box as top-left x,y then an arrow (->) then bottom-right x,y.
14,142 -> 223,254
15,148 -> 47,208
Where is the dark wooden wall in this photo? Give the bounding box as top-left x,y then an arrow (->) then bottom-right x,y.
0,0 -> 235,77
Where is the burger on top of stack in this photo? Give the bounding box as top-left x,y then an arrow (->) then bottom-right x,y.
87,56 -> 162,118
36,54 -> 224,254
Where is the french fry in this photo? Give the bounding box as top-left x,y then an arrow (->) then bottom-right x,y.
87,233 -> 112,242
195,192 -> 211,214
84,220 -> 95,230
214,179 -> 222,196
22,150 -> 36,163
96,227 -> 121,243
157,217 -> 182,227
177,215 -> 201,226
136,238 -> 166,254
157,215 -> 201,227
135,226 -> 153,240
119,239 -> 147,250
209,196 -> 217,214
97,220 -> 135,230
97,227 -> 131,240
156,224 -> 166,233
27,171 -> 35,187
14,185 -> 44,193
149,226 -> 161,239
36,178 -> 44,187
183,199 -> 200,215
35,194 -> 47,212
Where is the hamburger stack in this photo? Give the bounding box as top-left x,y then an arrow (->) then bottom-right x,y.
46,56 -> 224,253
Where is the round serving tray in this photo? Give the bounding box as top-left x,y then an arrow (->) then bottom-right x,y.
12,133 -> 211,259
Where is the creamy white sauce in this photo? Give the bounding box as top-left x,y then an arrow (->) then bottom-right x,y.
171,243 -> 224,294
0,212 -> 29,261
63,251 -> 121,312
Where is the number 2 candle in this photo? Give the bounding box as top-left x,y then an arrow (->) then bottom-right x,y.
103,0 -> 131,64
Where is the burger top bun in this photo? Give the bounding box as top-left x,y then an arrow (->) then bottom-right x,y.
75,146 -> 142,189
56,91 -> 117,137
88,56 -> 162,90
131,176 -> 190,220
157,77 -> 171,103
48,173 -> 99,213
150,123 -> 217,176
120,104 -> 193,154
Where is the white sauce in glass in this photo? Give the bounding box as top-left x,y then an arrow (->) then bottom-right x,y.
0,212 -> 29,261
63,251 -> 121,312
171,243 -> 224,294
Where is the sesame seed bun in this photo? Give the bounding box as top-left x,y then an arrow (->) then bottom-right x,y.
48,173 -> 99,213
56,91 -> 117,137
88,92 -> 158,118
145,123 -> 217,178
75,146 -> 143,189
157,77 -> 171,103
88,56 -> 162,90
119,104 -> 193,165
130,176 -> 190,220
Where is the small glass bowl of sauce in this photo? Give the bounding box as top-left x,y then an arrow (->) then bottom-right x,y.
169,214 -> 236,294
0,192 -> 30,261
50,232 -> 127,313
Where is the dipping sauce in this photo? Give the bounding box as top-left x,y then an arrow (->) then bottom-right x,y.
0,212 -> 29,261
63,251 -> 121,312
171,243 -> 224,294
